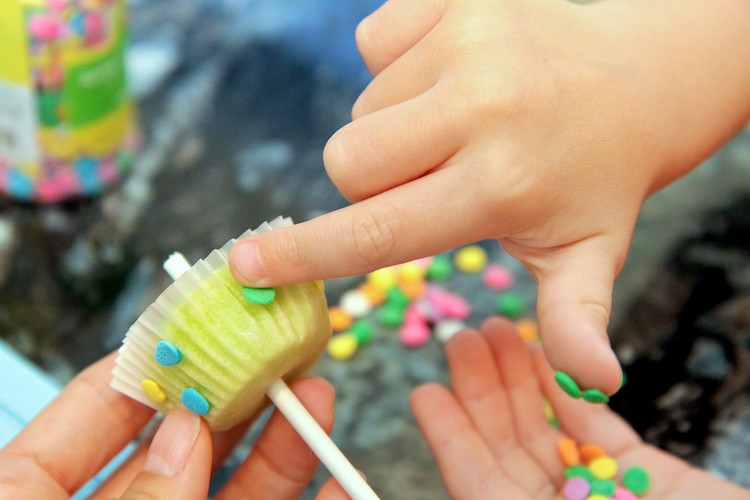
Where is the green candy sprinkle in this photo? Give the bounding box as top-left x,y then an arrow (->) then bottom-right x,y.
623,466 -> 650,494
554,371 -> 582,398
620,369 -> 628,389
378,304 -> 406,328
350,320 -> 375,345
242,286 -> 276,305
496,292 -> 525,319
565,465 -> 594,482
590,479 -> 616,497
426,254 -> 453,281
582,388 -> 610,404
385,286 -> 409,309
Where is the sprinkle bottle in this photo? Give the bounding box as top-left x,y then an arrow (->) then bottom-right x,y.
0,0 -> 139,202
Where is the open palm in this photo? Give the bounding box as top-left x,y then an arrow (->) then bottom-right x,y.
411,317 -> 750,499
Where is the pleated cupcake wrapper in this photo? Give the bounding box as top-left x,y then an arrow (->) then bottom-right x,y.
110,216 -> 329,429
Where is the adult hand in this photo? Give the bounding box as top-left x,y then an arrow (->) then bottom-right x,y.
229,0 -> 750,395
410,317 -> 750,499
0,353 -> 348,499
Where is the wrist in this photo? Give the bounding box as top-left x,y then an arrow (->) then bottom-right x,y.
590,0 -> 750,193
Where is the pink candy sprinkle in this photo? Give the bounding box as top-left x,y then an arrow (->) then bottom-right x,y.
27,15 -> 65,42
562,477 -> 590,500
47,0 -> 68,11
613,486 -> 639,500
427,287 -> 471,320
404,305 -> 425,323
84,12 -> 106,45
482,263 -> 515,291
399,317 -> 431,348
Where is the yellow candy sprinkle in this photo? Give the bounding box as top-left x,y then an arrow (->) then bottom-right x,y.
454,245 -> 488,273
141,378 -> 166,404
314,280 -> 325,292
327,333 -> 358,360
543,398 -> 556,421
587,496 -> 609,500
516,318 -> 539,342
367,267 -> 398,290
398,262 -> 425,284
589,456 -> 618,479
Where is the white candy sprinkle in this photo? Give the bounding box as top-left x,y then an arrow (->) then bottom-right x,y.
434,319 -> 466,343
339,289 -> 373,318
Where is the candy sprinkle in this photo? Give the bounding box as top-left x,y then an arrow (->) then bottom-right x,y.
141,378 -> 166,404
154,340 -> 182,367
622,466 -> 650,495
557,437 -> 580,466
582,388 -> 610,404
182,388 -> 210,415
562,477 -> 589,500
242,286 -> 276,305
565,465 -> 595,483
613,486 -> 639,500
589,456 -> 618,479
328,333 -> 358,361
579,444 -> 607,465
454,245 -> 488,273
555,371 -> 582,398
590,478 -> 617,497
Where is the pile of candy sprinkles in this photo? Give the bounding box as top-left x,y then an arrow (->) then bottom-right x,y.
324,243 -> 651,499
557,437 -> 651,499
326,244 -> 533,360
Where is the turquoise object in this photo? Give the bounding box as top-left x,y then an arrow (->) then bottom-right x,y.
154,340 -> 182,366
181,388 -> 210,415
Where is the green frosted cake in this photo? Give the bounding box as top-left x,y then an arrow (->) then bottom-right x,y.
110,217 -> 331,431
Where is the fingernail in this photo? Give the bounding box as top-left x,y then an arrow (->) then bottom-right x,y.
143,410 -> 200,477
232,240 -> 265,283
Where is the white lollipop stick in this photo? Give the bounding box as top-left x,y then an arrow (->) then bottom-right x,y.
163,252 -> 379,500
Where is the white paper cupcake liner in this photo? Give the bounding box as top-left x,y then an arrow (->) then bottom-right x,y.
111,216 -> 331,430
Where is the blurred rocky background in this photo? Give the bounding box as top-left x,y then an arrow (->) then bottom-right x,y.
0,0 -> 748,498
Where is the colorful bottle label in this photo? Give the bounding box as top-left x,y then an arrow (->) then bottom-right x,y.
0,0 -> 138,203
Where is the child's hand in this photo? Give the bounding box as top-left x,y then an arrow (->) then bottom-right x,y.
410,317 -> 750,498
230,0 -> 750,395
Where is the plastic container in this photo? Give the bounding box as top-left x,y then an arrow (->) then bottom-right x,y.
0,0 -> 138,203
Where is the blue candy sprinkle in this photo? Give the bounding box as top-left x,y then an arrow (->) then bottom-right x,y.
181,388 -> 210,415
8,171 -> 34,200
74,157 -> 102,195
154,340 -> 182,366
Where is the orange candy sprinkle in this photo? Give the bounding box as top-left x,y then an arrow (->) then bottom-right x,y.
358,282 -> 386,306
579,443 -> 607,465
328,307 -> 353,332
557,437 -> 580,467
401,279 -> 427,300
516,318 -> 539,342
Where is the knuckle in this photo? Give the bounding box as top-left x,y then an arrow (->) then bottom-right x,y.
354,18 -> 376,64
351,93 -> 369,120
323,131 -> 369,202
265,230 -> 306,275
348,209 -> 398,269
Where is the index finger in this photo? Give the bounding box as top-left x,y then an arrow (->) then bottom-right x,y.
2,353 -> 154,495
229,165 -> 500,287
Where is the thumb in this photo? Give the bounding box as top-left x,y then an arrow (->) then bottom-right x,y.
516,235 -> 625,397
120,409 -> 212,500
